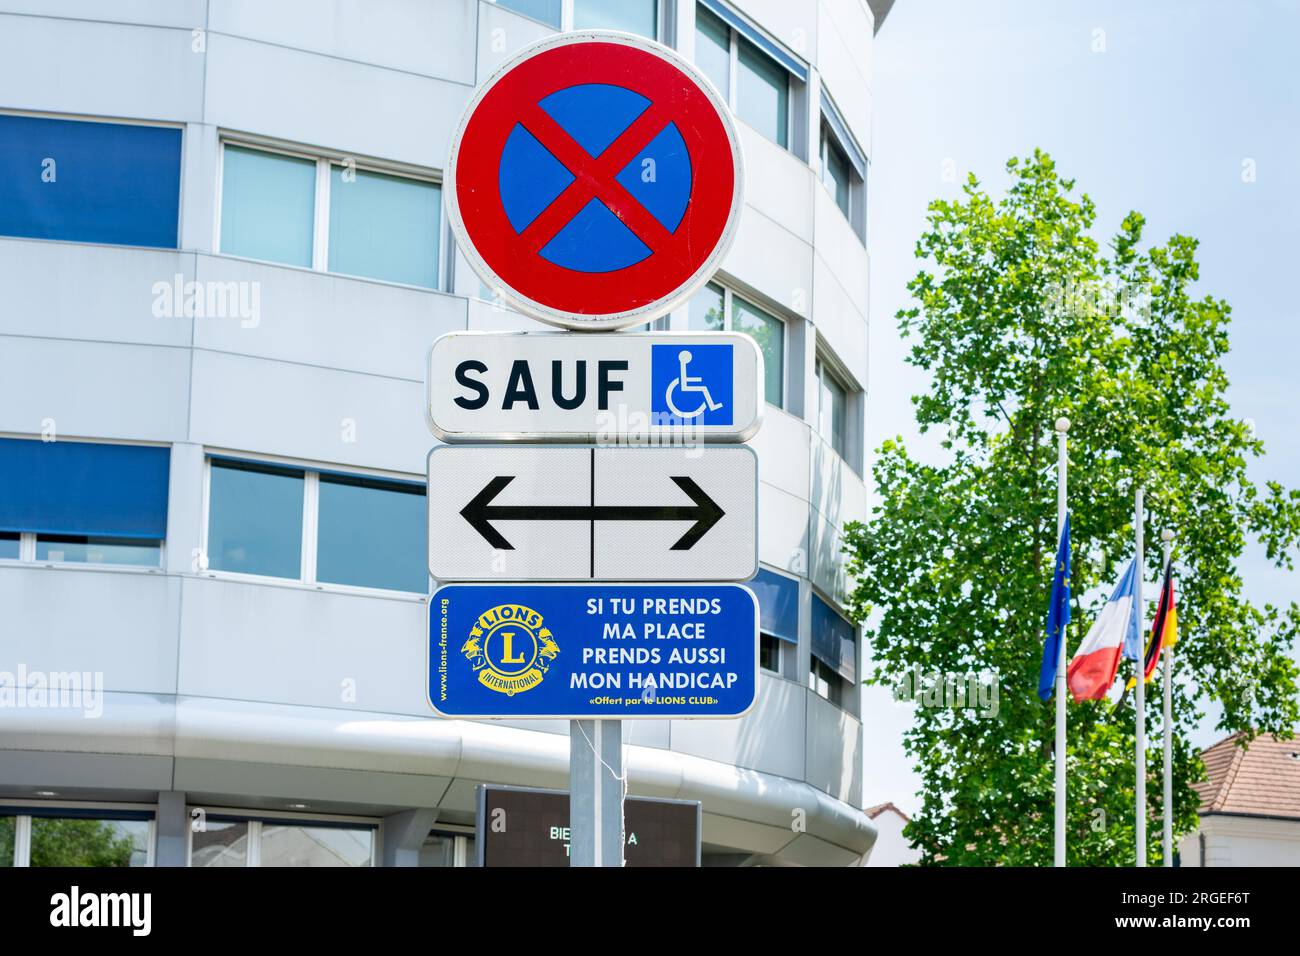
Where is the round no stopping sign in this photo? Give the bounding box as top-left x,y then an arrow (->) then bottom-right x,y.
445,31 -> 744,331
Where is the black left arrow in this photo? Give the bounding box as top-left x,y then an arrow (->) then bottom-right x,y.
460,475 -> 725,551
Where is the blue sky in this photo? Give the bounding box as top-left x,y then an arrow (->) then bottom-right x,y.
861,0 -> 1300,812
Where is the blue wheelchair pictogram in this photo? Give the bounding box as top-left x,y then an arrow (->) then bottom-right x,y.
497,82 -> 693,274
652,344 -> 732,425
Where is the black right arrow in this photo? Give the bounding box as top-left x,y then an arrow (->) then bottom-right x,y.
460,475 -> 725,551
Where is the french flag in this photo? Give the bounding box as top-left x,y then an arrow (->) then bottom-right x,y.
1067,559 -> 1140,701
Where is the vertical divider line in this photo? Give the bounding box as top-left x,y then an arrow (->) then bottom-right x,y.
590,447 -> 596,579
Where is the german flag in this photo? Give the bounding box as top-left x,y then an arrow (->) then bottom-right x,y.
1126,562 -> 1177,689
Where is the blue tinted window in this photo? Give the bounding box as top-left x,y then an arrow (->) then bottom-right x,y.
495,0 -> 561,27
573,0 -> 657,37
207,460 -> 304,578
36,535 -> 160,567
0,532 -> 18,560
220,146 -> 316,267
317,474 -> 427,593
0,115 -> 181,248
732,296 -> 783,407
328,167 -> 440,288
0,438 -> 170,539
695,6 -> 731,100
737,39 -> 788,148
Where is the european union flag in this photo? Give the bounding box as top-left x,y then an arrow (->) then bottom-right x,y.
1038,515 -> 1072,700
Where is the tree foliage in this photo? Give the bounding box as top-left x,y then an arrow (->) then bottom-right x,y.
844,150 -> 1300,866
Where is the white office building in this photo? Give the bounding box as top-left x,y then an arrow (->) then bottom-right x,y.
0,0 -> 888,866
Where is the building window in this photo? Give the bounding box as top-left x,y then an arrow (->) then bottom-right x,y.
687,282 -> 785,409
34,535 -> 160,567
0,532 -> 20,561
737,40 -> 788,148
573,0 -> 658,38
0,438 -> 169,570
694,3 -> 805,153
204,457 -> 428,595
817,360 -> 850,460
811,593 -> 858,710
328,166 -> 441,288
494,0 -> 562,28
751,567 -> 798,678
819,93 -> 868,238
809,656 -> 843,707
695,6 -> 731,100
219,145 -> 316,268
30,816 -> 151,867
316,473 -> 427,593
820,124 -> 852,218
1,812 -> 154,867
261,823 -> 374,867
218,142 -> 443,290
0,113 -> 182,249
0,816 -> 14,866
207,459 -> 305,580
189,816 -> 375,867
191,820 -> 250,867
419,829 -> 479,867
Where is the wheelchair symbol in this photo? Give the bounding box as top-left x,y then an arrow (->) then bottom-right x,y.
665,350 -> 725,420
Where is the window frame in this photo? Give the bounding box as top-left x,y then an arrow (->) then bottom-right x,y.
0,435 -> 169,573
200,452 -> 428,600
695,5 -> 794,152
815,346 -> 861,472
1,801 -> 157,868
567,0 -> 662,39
0,108 -> 186,251
689,282 -> 788,411
817,90 -> 868,239
214,138 -> 447,292
819,122 -> 853,219
186,807 -> 379,868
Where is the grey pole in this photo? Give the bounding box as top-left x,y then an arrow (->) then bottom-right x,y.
1161,529 -> 1174,866
569,719 -> 624,866
1135,485 -> 1146,867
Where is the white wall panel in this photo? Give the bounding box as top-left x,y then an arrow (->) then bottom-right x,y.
0,567 -> 181,694
0,15 -> 204,122
0,337 -> 191,442
192,255 -> 466,382
806,690 -> 862,805
209,0 -> 477,85
203,33 -> 470,168
0,239 -> 194,348
187,349 -> 427,473
177,577 -> 428,715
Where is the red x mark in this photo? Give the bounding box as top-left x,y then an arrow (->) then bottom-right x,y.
515,101 -> 683,266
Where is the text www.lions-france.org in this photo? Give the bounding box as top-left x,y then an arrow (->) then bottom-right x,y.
50,886 -> 151,936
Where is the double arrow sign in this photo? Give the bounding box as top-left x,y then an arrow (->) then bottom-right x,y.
462,474 -> 725,551
428,445 -> 757,582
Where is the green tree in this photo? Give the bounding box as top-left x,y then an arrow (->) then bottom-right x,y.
29,819 -> 138,867
844,150 -> 1300,866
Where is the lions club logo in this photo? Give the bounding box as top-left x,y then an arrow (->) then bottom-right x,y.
460,604 -> 558,696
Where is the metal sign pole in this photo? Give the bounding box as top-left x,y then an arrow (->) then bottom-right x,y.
569,719 -> 623,867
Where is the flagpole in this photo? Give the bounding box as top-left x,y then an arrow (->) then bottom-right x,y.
1161,528 -> 1174,866
1134,485 -> 1146,867
1054,417 -> 1069,868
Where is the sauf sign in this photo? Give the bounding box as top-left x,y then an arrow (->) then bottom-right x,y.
428,331 -> 762,442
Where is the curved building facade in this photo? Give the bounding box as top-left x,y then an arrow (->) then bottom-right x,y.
0,0 -> 885,867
